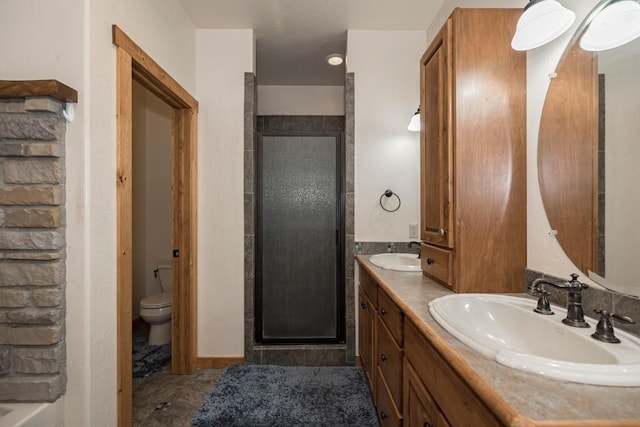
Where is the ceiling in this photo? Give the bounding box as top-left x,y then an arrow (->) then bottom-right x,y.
178,0 -> 448,85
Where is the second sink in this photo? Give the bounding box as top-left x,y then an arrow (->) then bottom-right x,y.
370,253 -> 421,272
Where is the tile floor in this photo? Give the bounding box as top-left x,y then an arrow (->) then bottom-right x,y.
132,322 -> 222,426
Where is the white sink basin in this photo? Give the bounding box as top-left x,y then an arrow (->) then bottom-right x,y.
370,253 -> 421,272
428,294 -> 640,386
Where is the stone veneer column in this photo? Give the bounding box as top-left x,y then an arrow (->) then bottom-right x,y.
0,92 -> 69,401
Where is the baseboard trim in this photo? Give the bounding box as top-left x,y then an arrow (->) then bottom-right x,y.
196,357 -> 244,369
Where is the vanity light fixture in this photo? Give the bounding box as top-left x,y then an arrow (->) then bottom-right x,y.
408,106 -> 420,131
580,0 -> 640,51
511,0 -> 576,51
325,54 -> 344,66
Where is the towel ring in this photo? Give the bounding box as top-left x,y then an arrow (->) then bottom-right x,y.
380,189 -> 401,212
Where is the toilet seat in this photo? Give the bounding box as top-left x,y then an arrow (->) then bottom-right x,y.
140,292 -> 172,309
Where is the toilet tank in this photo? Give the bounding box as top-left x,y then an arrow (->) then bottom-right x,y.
156,263 -> 173,293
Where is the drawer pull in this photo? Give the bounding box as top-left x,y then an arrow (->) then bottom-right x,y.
380,308 -> 388,315
380,353 -> 388,362
360,302 -> 367,310
380,411 -> 388,420
426,258 -> 434,265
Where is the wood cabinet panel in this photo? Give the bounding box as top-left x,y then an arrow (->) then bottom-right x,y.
403,358 -> 450,427
405,320 -> 502,427
377,366 -> 402,427
378,288 -> 404,346
358,285 -> 376,396
420,244 -> 452,288
420,19 -> 453,248
377,317 -> 403,410
420,8 -> 526,293
361,268 -> 378,305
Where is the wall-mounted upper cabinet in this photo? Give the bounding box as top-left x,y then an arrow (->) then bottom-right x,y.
420,8 -> 526,293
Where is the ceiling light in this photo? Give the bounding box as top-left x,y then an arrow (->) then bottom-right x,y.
580,0 -> 640,51
325,54 -> 344,66
511,0 -> 576,51
408,106 -> 420,132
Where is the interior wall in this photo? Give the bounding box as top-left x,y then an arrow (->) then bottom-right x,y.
132,81 -> 173,321
346,30 -> 425,243
257,85 -> 345,115
1,0 -> 196,424
196,29 -> 255,357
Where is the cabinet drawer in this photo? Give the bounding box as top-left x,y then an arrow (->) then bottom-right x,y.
404,320 -> 502,427
377,317 -> 403,408
376,366 -> 402,427
421,244 -> 453,287
359,266 -> 378,307
378,287 -> 403,346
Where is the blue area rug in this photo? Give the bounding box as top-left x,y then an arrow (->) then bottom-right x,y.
132,336 -> 171,378
192,365 -> 378,426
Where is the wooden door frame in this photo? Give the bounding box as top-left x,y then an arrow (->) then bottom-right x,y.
113,25 -> 198,427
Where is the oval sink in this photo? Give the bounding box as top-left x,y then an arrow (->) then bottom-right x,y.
370,253 -> 421,272
428,294 -> 640,386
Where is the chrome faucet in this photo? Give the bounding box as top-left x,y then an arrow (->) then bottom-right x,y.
527,273 -> 590,328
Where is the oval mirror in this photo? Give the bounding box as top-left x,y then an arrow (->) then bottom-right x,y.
538,0 -> 640,296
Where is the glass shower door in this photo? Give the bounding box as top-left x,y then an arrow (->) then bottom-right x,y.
257,134 -> 343,343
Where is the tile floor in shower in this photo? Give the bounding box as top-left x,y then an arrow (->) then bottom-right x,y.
133,323 -> 222,426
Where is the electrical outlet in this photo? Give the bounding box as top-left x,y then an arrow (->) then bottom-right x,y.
409,223 -> 419,239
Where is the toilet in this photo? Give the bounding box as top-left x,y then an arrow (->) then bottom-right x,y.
139,263 -> 172,346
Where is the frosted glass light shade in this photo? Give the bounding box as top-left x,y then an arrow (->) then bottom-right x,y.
511,0 -> 576,51
580,0 -> 640,51
408,111 -> 420,132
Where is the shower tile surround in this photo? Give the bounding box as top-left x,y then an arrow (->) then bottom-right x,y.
0,88 -> 72,401
243,73 -> 355,365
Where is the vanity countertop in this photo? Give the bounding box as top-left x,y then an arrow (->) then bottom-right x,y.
356,255 -> 640,425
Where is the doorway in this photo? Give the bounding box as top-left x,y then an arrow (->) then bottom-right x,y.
256,132 -> 345,344
113,26 -> 198,427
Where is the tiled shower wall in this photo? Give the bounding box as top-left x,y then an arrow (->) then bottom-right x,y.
0,96 -> 67,401
243,73 -> 356,365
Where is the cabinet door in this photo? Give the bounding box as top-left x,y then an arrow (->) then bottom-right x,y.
358,286 -> 376,394
420,19 -> 453,248
403,358 -> 448,427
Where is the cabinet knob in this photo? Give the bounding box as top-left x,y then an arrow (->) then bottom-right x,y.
426,258 -> 434,265
380,308 -> 387,315
360,302 -> 367,310
424,423 -> 434,427
380,411 -> 388,420
381,354 -> 388,362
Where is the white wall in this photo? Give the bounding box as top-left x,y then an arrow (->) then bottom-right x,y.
1,0 -> 196,424
196,29 -> 255,357
132,82 -> 173,320
347,31 -> 425,242
257,85 -> 345,115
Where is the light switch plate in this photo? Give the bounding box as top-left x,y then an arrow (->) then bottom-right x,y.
409,223 -> 419,239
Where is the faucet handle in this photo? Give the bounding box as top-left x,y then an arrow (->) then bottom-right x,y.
567,273 -> 588,291
533,290 -> 554,315
612,312 -> 636,325
591,309 -> 635,343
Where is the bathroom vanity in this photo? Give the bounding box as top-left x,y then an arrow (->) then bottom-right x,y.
356,255 -> 640,426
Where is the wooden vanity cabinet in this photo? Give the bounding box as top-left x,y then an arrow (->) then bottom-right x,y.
358,267 -> 405,425
358,268 -> 377,395
419,8 -> 526,293
404,319 -> 502,427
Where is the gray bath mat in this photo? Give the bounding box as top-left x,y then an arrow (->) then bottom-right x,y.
192,364 -> 378,426
132,336 -> 171,378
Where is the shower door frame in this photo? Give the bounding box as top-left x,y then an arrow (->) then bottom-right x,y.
255,131 -> 346,345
